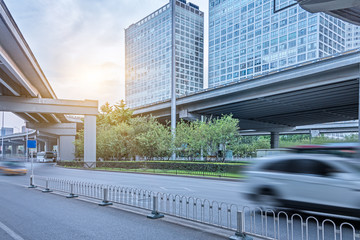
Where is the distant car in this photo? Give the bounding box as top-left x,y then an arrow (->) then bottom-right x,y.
243,154 -> 360,217
0,161 -> 27,175
37,151 -> 55,162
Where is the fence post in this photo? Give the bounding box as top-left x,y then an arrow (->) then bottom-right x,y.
42,179 -> 52,193
28,175 -> 36,188
66,183 -> 78,198
229,211 -> 253,240
147,196 -> 164,219
99,188 -> 112,206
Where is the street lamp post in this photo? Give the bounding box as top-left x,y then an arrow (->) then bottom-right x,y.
171,0 -> 177,160
1,111 -> 4,160
26,125 -> 29,162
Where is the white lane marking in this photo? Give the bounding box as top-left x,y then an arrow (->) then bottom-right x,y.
183,187 -> 194,192
0,221 -> 25,240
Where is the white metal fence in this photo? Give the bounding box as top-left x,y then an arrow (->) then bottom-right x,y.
32,176 -> 360,240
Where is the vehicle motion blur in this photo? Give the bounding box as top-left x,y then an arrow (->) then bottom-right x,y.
244,153 -> 360,217
0,161 -> 27,175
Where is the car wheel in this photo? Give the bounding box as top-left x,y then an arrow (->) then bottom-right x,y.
256,188 -> 279,212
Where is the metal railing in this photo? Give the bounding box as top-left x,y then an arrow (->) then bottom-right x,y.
241,207 -> 360,240
33,176 -> 239,229
32,176 -> 360,240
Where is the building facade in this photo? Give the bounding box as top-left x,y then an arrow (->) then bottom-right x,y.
125,0 -> 204,108
346,23 -> 360,50
1,127 -> 13,136
208,0 -> 348,88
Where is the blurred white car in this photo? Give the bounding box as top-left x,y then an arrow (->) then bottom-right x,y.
243,154 -> 360,217
36,151 -> 55,162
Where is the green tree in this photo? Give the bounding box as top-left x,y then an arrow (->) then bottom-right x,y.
175,115 -> 240,162
110,100 -> 133,124
205,115 -> 240,162
232,136 -> 270,158
74,129 -> 84,159
135,118 -> 172,160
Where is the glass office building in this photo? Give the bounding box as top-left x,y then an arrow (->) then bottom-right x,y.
346,24 -> 360,50
208,0 -> 348,88
125,0 -> 204,108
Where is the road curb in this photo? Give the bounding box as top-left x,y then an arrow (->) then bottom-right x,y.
55,165 -> 243,182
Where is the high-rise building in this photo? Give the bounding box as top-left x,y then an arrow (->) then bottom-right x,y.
125,0 -> 204,108
21,126 -> 28,133
208,0 -> 348,88
1,127 -> 13,136
346,24 -> 360,50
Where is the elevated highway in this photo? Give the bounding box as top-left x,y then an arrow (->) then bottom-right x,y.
133,50 -> 360,147
296,0 -> 360,26
0,1 -> 98,163
240,121 -> 359,137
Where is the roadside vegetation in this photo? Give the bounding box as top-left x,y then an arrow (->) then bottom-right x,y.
74,102 -> 358,162
279,134 -> 358,147
57,160 -> 247,179
75,101 -> 246,161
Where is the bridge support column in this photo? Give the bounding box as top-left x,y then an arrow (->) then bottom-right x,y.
37,141 -> 43,152
45,141 -> 51,152
59,136 -> 75,161
84,115 -> 96,167
359,69 -> 360,143
270,132 -> 279,149
10,144 -> 15,155
357,67 -> 360,159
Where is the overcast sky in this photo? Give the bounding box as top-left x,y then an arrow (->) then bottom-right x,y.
1,0 -> 209,131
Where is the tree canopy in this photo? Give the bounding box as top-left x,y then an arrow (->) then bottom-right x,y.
74,102 -> 357,161
75,103 -> 245,161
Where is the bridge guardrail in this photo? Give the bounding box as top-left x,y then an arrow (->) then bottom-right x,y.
32,176 -> 359,240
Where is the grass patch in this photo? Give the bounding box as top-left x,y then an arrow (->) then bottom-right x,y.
94,160 -> 249,165
61,165 -> 243,179
94,167 -> 243,178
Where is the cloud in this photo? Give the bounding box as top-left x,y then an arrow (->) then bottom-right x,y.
4,0 -> 208,105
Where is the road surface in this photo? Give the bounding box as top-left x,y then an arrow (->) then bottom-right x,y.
0,179 -> 225,240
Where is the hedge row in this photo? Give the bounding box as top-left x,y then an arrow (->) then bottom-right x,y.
57,161 -> 247,174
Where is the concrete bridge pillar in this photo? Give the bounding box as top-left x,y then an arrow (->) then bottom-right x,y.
270,132 -> 279,149
84,115 -> 96,167
45,140 -> 52,152
27,123 -> 77,161
58,136 -> 75,161
10,144 -> 15,155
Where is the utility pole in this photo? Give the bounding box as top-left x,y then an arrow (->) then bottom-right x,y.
26,123 -> 29,162
171,0 -> 177,160
1,111 -> 4,160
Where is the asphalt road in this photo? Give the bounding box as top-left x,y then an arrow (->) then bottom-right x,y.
2,162 -> 359,240
0,180 -> 225,240
18,163 -> 247,206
